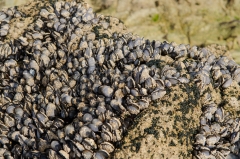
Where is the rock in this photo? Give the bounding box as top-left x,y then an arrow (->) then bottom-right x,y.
0,1 -> 240,159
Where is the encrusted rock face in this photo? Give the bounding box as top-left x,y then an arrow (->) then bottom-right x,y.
113,53 -> 240,159
0,1 -> 240,159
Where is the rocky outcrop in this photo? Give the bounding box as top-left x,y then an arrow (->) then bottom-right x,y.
0,1 -> 240,159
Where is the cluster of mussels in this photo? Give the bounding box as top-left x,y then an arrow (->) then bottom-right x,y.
0,7 -> 22,37
0,1 -> 239,159
192,89 -> 240,159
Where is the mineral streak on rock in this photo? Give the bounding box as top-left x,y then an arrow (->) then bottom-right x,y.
0,0 -> 239,159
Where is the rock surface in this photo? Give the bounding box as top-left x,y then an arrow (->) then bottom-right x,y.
113,59 -> 240,159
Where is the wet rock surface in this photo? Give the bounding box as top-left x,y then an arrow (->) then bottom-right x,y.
0,0 -> 240,159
